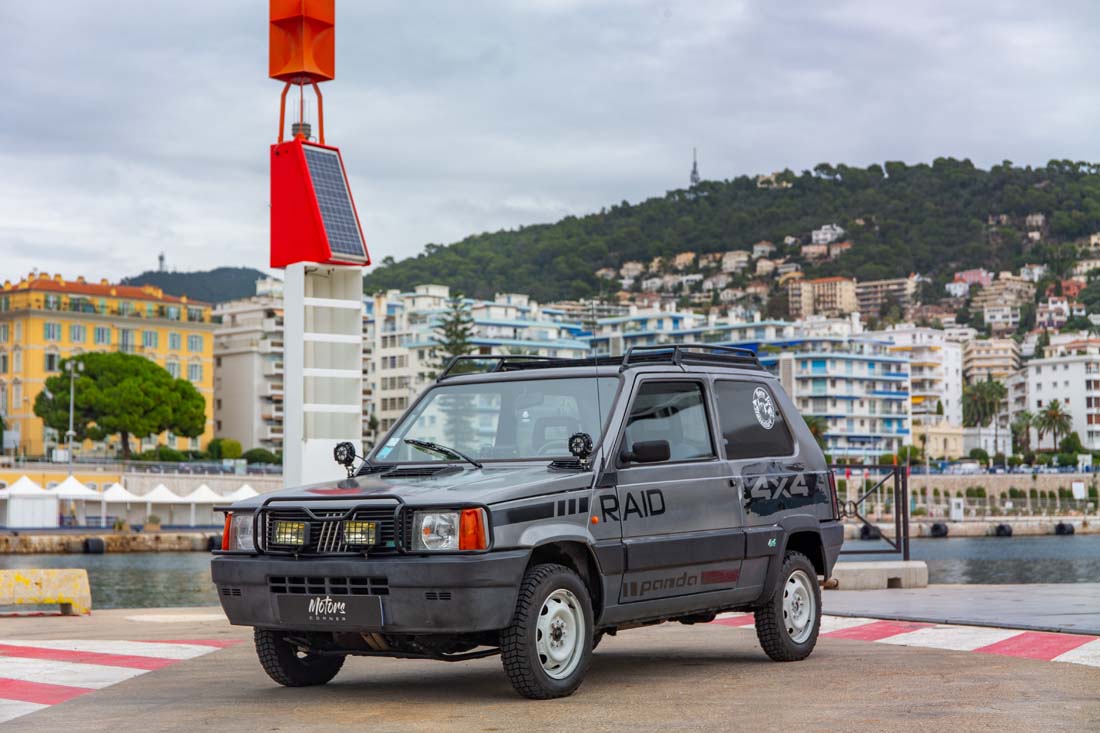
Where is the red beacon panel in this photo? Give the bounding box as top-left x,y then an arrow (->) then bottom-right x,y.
270,138 -> 370,268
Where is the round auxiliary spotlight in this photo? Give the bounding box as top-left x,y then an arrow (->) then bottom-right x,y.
568,432 -> 593,462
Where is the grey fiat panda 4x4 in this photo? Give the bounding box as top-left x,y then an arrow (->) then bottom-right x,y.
212,344 -> 843,699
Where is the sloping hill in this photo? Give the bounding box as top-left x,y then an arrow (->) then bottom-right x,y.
362,158 -> 1100,301
122,267 -> 269,304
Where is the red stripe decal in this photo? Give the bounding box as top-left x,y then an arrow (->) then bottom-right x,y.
141,639 -> 242,648
701,569 -> 740,585
0,678 -> 92,705
822,620 -> 932,641
973,631 -> 1098,661
0,643 -> 175,670
713,614 -> 756,627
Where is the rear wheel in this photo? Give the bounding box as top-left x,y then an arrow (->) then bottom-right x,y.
500,563 -> 593,699
254,628 -> 345,687
754,551 -> 821,662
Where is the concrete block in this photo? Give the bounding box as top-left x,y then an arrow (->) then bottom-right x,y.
0,568 -> 92,614
829,561 -> 928,591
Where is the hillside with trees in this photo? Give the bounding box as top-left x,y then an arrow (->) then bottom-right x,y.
362,159 -> 1100,302
123,266 -> 268,304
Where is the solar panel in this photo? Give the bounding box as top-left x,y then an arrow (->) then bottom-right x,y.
302,145 -> 367,260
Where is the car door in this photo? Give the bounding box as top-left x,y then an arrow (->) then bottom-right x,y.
713,378 -> 818,595
608,376 -> 745,603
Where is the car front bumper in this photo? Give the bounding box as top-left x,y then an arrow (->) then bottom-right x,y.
211,550 -> 529,634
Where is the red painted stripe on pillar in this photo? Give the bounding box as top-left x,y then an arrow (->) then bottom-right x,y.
0,678 -> 92,705
822,620 -> 932,641
0,644 -> 175,670
973,631 -> 1098,661
713,614 -> 756,627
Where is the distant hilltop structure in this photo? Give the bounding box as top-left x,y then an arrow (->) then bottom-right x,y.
689,148 -> 701,187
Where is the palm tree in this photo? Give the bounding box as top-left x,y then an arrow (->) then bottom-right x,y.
1011,410 -> 1034,453
1033,401 -> 1072,452
982,379 -> 1007,459
803,415 -> 828,451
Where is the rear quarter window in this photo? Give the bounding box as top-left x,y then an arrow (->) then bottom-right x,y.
714,380 -> 795,460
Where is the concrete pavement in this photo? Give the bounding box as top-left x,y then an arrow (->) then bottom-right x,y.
1,607 -> 1098,731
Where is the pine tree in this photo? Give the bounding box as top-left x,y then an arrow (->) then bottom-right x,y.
434,294 -> 475,372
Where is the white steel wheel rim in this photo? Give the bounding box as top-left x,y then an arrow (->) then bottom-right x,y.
782,569 -> 815,644
535,588 -> 585,679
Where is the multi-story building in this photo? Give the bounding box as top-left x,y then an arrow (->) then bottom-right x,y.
671,252 -> 696,271
0,272 -> 216,458
855,274 -> 921,318
1036,297 -> 1086,329
212,278 -> 287,453
721,250 -> 751,273
983,305 -> 1021,334
1019,263 -> 1048,282
365,286 -> 590,432
788,277 -> 858,319
953,268 -> 994,288
872,325 -> 963,427
811,223 -> 845,245
970,273 -> 1035,310
963,338 -> 1021,384
1025,338 -> 1100,450
752,241 -> 776,259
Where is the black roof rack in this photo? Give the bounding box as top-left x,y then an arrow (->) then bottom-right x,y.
436,343 -> 763,381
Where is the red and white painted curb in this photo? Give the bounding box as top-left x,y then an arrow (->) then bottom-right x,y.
713,613 -> 1100,668
0,639 -> 239,724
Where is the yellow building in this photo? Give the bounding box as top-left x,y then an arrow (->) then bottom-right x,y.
0,272 -> 216,458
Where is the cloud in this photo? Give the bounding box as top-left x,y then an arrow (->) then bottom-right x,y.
2,0 -> 1098,283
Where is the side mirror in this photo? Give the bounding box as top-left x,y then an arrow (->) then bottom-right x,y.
621,440 -> 671,464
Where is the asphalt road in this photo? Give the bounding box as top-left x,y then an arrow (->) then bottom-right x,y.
3,608 -> 1099,732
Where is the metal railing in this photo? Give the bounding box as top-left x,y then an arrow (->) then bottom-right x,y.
832,463 -> 910,561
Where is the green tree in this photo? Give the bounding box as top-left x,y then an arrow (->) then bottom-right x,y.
1032,400 -> 1072,452
33,353 -> 205,459
1011,409 -> 1034,453
242,447 -> 278,464
206,438 -> 242,460
803,415 -> 828,450
434,294 -> 475,371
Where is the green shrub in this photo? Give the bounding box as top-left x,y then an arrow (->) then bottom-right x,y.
242,448 -> 278,465
912,507 -> 928,516
206,438 -> 243,460
969,448 -> 990,464
146,514 -> 162,525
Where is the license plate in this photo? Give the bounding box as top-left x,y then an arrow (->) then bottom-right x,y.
275,594 -> 383,627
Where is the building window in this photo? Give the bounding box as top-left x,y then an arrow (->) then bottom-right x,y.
166,360 -> 180,378
45,352 -> 61,372
0,324 -> 7,342
119,329 -> 135,353
44,322 -> 62,341
166,306 -> 180,321
169,332 -> 181,350
187,335 -> 203,352
44,294 -> 61,310
188,363 -> 203,382
143,330 -> 159,349
0,352 -> 7,374
187,307 -> 204,322
70,324 -> 86,344
12,381 -> 21,407
94,326 -> 111,345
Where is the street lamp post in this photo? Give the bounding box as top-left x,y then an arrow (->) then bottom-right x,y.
66,359 -> 84,475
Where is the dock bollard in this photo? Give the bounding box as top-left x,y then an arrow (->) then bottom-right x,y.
0,569 -> 92,615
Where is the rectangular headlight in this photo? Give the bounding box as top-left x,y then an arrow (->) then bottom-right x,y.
226,512 -> 255,552
272,520 -> 308,546
412,508 -> 488,552
343,520 -> 377,546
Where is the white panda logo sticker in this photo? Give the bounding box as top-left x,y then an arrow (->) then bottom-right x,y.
752,387 -> 776,430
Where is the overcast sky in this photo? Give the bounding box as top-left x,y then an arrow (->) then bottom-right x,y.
3,0 -> 1099,283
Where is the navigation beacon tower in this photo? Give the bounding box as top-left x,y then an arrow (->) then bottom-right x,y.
690,148 -> 701,187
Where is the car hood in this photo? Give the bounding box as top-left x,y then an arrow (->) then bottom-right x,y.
227,463 -> 593,510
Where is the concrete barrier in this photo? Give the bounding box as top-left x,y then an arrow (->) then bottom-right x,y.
0,568 -> 92,615
829,561 -> 928,590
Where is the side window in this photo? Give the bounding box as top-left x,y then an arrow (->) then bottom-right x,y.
715,380 -> 795,460
622,381 -> 714,462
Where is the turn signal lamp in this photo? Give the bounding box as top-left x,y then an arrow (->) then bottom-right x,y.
458,508 -> 488,551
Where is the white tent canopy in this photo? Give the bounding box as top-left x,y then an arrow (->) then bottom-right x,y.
184,484 -> 224,527
142,484 -> 185,524
225,484 -> 259,502
0,476 -> 59,528
102,483 -> 142,503
50,475 -> 101,500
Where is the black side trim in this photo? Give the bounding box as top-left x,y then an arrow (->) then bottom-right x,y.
624,528 -> 746,572
498,502 -> 555,526
744,525 -> 783,558
592,540 -> 625,575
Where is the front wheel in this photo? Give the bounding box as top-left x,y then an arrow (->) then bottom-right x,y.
254,628 -> 345,687
754,551 -> 821,662
500,563 -> 594,699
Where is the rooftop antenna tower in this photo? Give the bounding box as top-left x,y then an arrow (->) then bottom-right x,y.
158,252 -> 166,272
690,148 -> 700,187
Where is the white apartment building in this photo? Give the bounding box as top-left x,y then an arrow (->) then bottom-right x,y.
811,223 -> 845,245
1025,338 -> 1100,450
872,325 -> 963,426
365,286 -> 591,433
212,279 -> 286,452
983,305 -> 1021,334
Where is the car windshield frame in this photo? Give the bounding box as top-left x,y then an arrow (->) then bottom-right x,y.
369,373 -> 622,465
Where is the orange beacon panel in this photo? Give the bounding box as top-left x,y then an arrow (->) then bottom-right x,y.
269,0 -> 335,83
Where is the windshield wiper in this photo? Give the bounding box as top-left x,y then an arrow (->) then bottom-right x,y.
404,439 -> 483,469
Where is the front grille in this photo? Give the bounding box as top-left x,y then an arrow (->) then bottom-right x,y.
269,575 -> 389,596
259,506 -> 399,555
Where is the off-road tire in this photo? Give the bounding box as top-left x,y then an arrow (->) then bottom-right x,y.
500,563 -> 594,699
754,551 -> 821,662
254,628 -> 345,687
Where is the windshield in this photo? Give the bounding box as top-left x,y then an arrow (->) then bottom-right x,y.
373,376 -> 619,463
